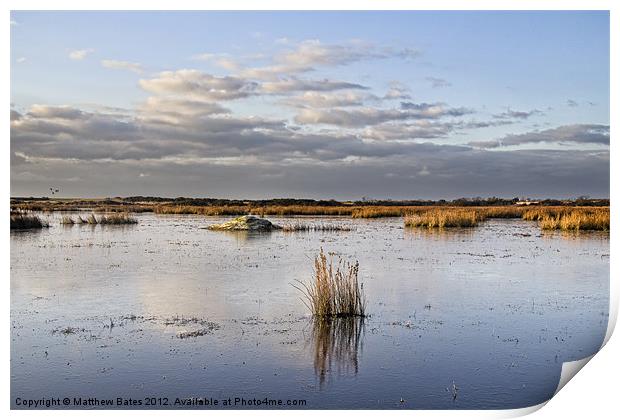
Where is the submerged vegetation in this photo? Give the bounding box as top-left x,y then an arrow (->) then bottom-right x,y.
10,214 -> 49,230
294,249 -> 366,318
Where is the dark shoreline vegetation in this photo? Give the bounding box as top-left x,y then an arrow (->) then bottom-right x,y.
10,196 -> 609,231
10,214 -> 49,230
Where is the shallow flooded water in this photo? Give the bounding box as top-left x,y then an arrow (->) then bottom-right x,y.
11,214 -> 609,409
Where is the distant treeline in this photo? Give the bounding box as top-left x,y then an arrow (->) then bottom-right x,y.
11,196 -> 609,207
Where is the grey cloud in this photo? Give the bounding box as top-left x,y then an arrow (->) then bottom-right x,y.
469,124 -> 610,149
295,103 -> 474,127
10,110 -> 22,121
12,140 -> 609,200
261,78 -> 368,94
426,77 -> 451,88
28,104 -> 86,120
492,108 -> 543,120
400,102 -> 473,117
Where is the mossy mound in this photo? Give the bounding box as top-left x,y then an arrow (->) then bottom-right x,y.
207,215 -> 281,231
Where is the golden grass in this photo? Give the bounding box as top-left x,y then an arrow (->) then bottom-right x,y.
538,209 -> 609,231
293,249 -> 366,318
351,207 -> 405,218
405,208 -> 481,228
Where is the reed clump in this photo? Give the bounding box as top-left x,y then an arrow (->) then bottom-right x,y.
294,249 -> 366,318
75,213 -> 138,225
98,214 -> 138,225
10,214 -> 49,230
404,208 -> 481,228
282,223 -> 352,232
60,216 -> 75,224
539,209 -> 609,231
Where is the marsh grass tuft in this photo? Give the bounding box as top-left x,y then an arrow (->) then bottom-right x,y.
539,210 -> 609,231
293,249 -> 366,318
99,214 -> 138,225
74,213 -> 138,225
60,216 -> 75,225
10,214 -> 49,230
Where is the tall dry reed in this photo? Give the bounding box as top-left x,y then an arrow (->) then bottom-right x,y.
293,249 -> 366,318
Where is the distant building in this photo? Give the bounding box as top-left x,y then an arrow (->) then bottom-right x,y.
515,200 -> 540,206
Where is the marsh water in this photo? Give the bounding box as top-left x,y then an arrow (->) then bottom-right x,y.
11,214 -> 609,409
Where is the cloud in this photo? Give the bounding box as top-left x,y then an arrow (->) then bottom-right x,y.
16,57 -> 26,64
261,78 -> 368,94
566,99 -> 579,107
426,77 -> 451,88
401,102 -> 474,117
28,104 -> 86,120
69,48 -> 94,60
362,121 -> 453,141
10,110 -> 22,121
138,97 -> 231,124
282,91 -> 376,108
492,108 -> 543,120
383,82 -> 411,100
228,40 -> 419,81
139,70 -> 257,101
294,103 -> 472,127
11,101 -> 609,198
101,59 -> 144,74
469,124 -> 610,149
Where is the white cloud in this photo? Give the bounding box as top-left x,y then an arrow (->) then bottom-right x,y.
16,57 -> 26,64
69,48 -> 94,60
101,59 -> 144,74
139,70 -> 257,101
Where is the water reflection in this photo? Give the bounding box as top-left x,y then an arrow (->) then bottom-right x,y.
404,226 -> 475,241
218,230 -> 274,244
310,316 -> 365,387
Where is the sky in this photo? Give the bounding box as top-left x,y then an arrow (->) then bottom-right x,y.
10,11 -> 610,199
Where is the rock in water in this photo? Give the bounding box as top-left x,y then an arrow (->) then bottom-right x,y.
207,215 -> 281,231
